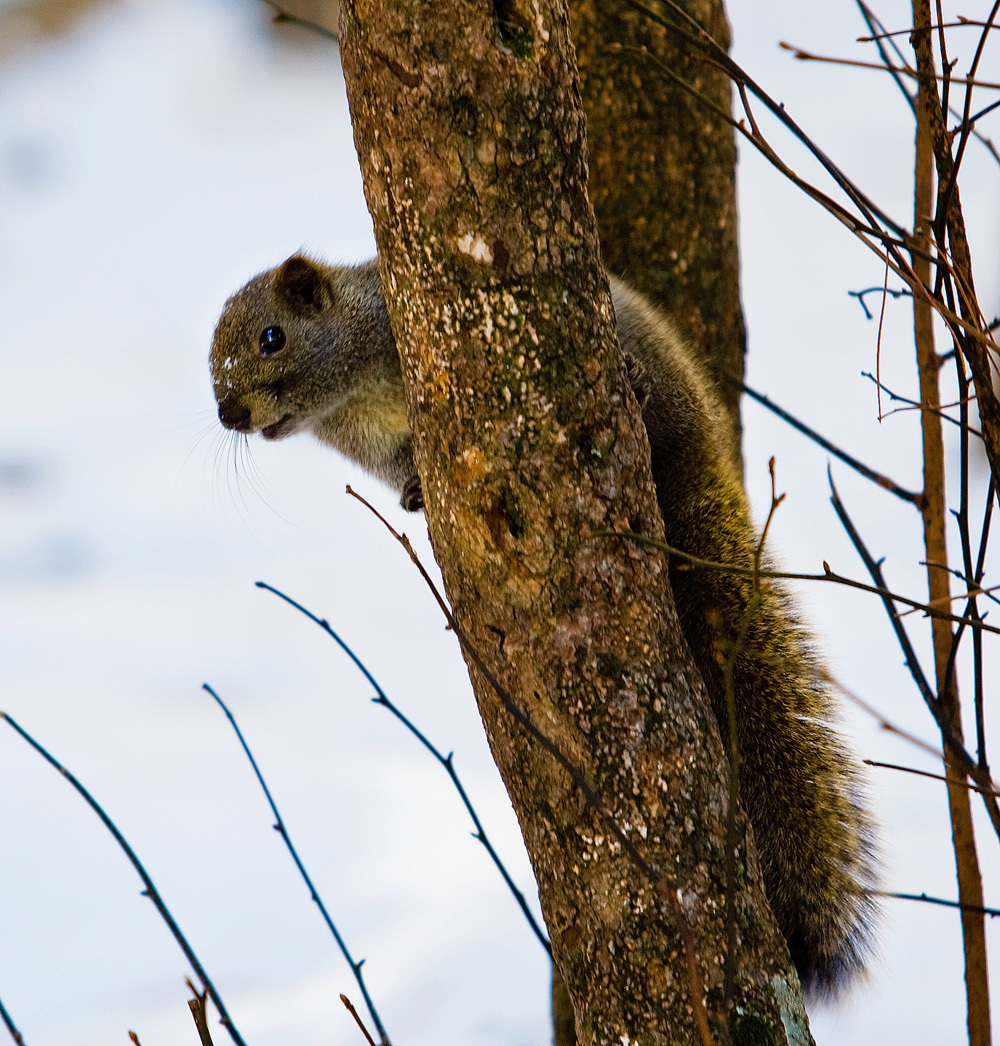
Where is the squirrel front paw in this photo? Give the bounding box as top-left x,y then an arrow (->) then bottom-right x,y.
401,474 -> 424,512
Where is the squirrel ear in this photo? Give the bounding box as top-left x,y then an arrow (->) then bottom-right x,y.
274,255 -> 331,313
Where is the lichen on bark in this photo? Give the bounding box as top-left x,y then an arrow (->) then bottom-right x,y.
338,0 -> 810,1041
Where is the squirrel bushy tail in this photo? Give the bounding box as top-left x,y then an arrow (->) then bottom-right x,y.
614,279 -> 879,995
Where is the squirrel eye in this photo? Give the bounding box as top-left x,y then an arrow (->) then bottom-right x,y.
259,325 -> 286,358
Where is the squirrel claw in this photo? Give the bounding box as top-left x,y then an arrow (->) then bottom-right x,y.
401,475 -> 424,512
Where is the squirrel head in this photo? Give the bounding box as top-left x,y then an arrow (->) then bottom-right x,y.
209,254 -> 394,442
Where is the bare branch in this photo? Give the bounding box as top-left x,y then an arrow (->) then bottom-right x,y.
252,583 -> 552,958
202,684 -> 392,1046
0,713 -> 247,1046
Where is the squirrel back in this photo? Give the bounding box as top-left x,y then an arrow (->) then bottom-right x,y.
211,254 -> 878,996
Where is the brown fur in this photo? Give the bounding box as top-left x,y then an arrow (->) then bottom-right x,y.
211,254 -> 879,995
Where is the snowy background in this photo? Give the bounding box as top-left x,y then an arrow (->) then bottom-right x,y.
1,0 -> 999,1043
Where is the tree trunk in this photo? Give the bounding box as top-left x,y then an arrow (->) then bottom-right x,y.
339,0 -> 810,1042
570,0 -> 746,453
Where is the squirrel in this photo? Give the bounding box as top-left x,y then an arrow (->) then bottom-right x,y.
211,253 -> 878,997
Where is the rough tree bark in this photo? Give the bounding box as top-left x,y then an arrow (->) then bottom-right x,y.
558,2 -> 747,1032
339,1 -> 810,1043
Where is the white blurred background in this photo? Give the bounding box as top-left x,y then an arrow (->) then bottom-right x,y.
0,1 -> 998,1043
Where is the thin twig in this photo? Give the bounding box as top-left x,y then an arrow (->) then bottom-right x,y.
828,473 -> 938,710
344,486 -> 717,1046
620,0 -> 910,238
779,41 -> 1000,90
202,684 -> 392,1046
940,0 -> 1000,217
858,18 -> 1000,42
724,373 -> 922,504
0,996 -> 25,1046
252,584 -> 552,958
827,474 -> 1000,840
341,994 -> 378,1046
860,371 -> 982,437
856,1 -> 917,111
186,980 -> 216,1046
919,562 -> 1000,607
864,759 -> 1000,797
620,0 -> 1000,362
0,713 -> 247,1046
874,891 -> 1000,918
856,0 -> 999,169
848,285 -> 912,320
599,524 -> 1000,638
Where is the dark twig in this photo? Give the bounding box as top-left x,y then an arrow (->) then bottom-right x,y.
202,684 -> 392,1046
946,346 -> 991,771
726,373 -> 922,504
926,561 -> 1000,608
864,759 -> 1000,797
875,891 -> 1000,918
849,284 -> 913,320
856,1 -> 916,110
344,486 -> 716,1046
614,33 -> 905,252
860,371 -> 981,436
827,476 -> 1000,840
827,474 -> 939,711
855,2 -> 1000,165
619,0 -> 910,239
939,0 -> 1000,223
0,713 -> 247,1046
959,96 -> 1000,133
252,583 -> 552,958
341,994 -> 378,1046
0,996 -> 25,1045
972,482 -> 994,768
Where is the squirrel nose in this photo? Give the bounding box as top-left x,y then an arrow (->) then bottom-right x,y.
218,397 -> 253,433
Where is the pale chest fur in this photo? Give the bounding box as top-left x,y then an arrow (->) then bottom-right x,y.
311,379 -> 411,478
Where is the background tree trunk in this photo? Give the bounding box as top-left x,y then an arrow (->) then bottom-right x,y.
339,0 -> 810,1043
570,0 -> 746,455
